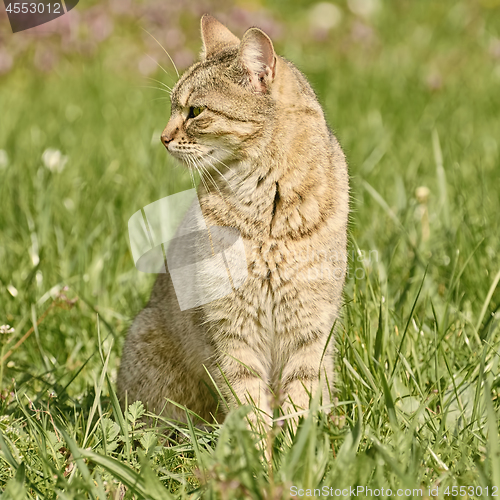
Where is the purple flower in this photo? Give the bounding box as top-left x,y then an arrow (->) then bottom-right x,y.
0,48 -> 13,74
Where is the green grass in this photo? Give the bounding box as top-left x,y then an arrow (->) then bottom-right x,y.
1,0 -> 500,498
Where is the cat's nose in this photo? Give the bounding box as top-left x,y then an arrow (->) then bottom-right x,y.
161,118 -> 183,150
161,125 -> 179,149
161,133 -> 174,149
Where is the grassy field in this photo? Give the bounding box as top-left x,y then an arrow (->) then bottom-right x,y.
1,0 -> 500,498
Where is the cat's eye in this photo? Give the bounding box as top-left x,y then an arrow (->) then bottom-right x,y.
188,106 -> 205,119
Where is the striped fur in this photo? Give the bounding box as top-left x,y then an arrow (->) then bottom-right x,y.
118,15 -> 349,426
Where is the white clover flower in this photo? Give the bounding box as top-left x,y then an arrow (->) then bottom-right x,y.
0,324 -> 15,335
348,0 -> 380,17
0,149 -> 8,169
309,3 -> 343,32
42,148 -> 68,173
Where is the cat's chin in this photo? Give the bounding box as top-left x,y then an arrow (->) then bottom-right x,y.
171,157 -> 192,169
170,155 -> 208,172
167,150 -> 193,165
170,151 -> 228,172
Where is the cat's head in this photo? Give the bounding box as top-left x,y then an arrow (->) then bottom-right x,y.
161,15 -> 280,172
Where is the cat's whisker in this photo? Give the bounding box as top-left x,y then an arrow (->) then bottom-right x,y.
146,76 -> 173,93
144,53 -> 175,82
204,156 -> 235,193
141,27 -> 180,79
198,147 -> 238,177
190,156 -> 211,194
208,153 -> 243,184
140,85 -> 171,95
184,150 -> 228,198
197,160 -> 226,199
201,172 -> 218,199
207,154 -> 237,177
206,145 -> 235,160
198,169 -> 212,195
189,171 -> 198,191
205,153 -> 250,192
150,97 -> 171,102
207,154 -> 236,175
191,154 -> 226,200
185,158 -> 198,191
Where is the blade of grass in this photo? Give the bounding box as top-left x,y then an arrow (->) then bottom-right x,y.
82,337 -> 113,449
391,268 -> 427,378
484,381 -> 500,489
475,267 -> 500,335
432,129 -> 450,229
374,301 -> 384,364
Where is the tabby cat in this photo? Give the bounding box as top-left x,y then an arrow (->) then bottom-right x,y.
118,14 -> 349,427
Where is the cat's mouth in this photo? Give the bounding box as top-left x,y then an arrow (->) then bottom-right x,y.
168,144 -> 219,167
167,148 -> 213,174
165,140 -> 234,184
168,147 -> 203,163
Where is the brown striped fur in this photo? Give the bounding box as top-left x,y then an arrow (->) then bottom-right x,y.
118,15 -> 349,426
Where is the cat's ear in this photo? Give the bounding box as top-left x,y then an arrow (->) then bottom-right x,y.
239,28 -> 276,93
200,14 -> 240,60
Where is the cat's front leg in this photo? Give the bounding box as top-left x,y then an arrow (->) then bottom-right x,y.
279,340 -> 334,421
213,342 -> 273,430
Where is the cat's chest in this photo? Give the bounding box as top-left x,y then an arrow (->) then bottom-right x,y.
246,240 -> 286,278
244,238 -> 318,286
